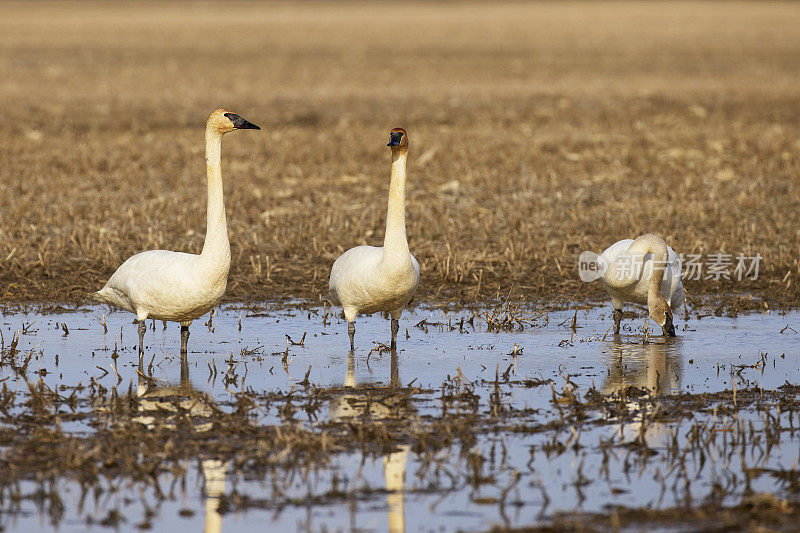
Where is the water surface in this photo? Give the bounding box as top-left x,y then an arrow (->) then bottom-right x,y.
0,304 -> 798,532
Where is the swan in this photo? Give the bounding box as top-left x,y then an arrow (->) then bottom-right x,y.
598,233 -> 685,336
328,128 -> 420,350
92,109 -> 260,355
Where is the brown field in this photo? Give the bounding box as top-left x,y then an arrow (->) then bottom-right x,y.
0,0 -> 799,309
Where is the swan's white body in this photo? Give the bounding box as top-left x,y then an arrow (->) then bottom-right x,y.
329,245 -> 419,322
329,131 -> 419,335
599,236 -> 685,311
94,110 -> 251,331
95,249 -> 228,324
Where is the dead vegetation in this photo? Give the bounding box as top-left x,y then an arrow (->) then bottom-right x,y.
1,302 -> 799,529
0,1 -> 798,309
1,347 -> 799,529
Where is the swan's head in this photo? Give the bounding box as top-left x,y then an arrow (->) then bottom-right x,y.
648,295 -> 676,337
386,128 -> 408,151
207,108 -> 260,135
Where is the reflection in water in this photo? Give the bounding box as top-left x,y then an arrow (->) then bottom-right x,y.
134,357 -> 225,533
384,447 -> 408,533
329,351 -> 411,533
603,339 -> 683,396
202,459 -> 226,533
4,304 -> 800,532
601,339 -> 683,446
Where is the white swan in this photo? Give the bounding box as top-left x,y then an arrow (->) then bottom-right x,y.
598,233 -> 685,336
328,128 -> 420,350
93,109 -> 260,354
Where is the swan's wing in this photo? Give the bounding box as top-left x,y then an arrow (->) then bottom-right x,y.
599,239 -> 640,289
328,246 -> 383,303
401,253 -> 421,307
92,285 -> 134,313
665,245 -> 685,307
104,250 -> 198,303
410,252 -> 421,286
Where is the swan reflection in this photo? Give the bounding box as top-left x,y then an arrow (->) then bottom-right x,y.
601,339 -> 683,446
603,339 -> 682,396
133,359 -> 225,533
329,351 -> 412,533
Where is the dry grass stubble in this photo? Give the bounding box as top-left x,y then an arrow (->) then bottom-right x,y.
0,1 -> 798,310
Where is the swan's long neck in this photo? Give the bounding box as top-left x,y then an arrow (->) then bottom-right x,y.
382,149 -> 410,264
201,129 -> 230,262
630,234 -> 669,298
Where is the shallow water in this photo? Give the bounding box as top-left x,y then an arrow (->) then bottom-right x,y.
5,304 -> 798,400
1,303 -> 799,532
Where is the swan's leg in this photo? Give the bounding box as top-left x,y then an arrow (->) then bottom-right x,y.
347,322 -> 356,350
180,325 -> 190,354
612,308 -> 623,334
610,298 -> 623,335
343,307 -> 358,350
137,320 -> 146,356
179,352 -> 190,387
390,319 -> 399,350
390,350 -> 400,387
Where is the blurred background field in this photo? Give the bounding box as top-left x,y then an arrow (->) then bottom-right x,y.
0,1 -> 798,308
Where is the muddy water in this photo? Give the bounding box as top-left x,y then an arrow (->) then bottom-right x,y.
1,304 -> 799,532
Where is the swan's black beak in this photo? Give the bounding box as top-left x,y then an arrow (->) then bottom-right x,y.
387,131 -> 403,146
225,113 -> 261,130
663,313 -> 676,337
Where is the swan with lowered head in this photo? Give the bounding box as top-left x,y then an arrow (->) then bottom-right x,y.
93,109 -> 260,355
329,128 -> 420,350
598,233 -> 684,336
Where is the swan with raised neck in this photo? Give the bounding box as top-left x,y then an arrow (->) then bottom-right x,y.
93,108 -> 260,355
328,128 -> 420,350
